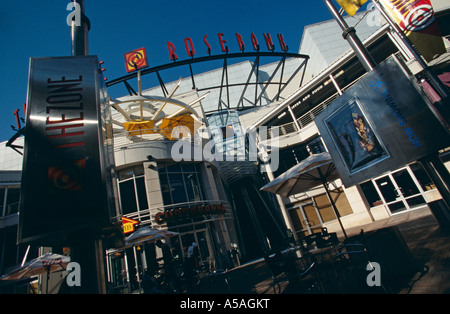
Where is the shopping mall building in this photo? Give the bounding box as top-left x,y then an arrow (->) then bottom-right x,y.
1,2 -> 449,293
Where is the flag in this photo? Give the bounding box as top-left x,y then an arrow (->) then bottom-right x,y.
378,0 -> 446,62
336,0 -> 368,16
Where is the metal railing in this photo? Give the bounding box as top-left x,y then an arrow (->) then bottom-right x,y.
259,75 -> 363,141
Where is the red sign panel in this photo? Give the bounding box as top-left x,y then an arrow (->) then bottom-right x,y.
379,0 -> 445,61
122,217 -> 139,234
124,48 -> 149,73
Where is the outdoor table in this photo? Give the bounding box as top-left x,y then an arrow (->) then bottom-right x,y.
297,242 -> 343,293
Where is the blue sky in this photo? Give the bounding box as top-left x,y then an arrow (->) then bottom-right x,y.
0,0 -> 368,142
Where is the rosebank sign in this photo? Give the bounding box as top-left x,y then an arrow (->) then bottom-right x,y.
167,32 -> 289,61
155,203 -> 227,225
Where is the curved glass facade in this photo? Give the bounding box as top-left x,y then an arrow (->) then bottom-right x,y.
158,162 -> 204,205
117,166 -> 148,216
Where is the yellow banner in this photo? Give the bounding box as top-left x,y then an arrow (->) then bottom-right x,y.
378,0 -> 446,62
336,0 -> 368,16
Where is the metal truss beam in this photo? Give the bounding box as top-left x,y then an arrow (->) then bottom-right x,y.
106,52 -> 309,87
107,51 -> 309,113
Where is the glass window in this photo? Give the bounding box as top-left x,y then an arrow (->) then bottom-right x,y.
5,188 -> 20,216
182,163 -> 196,173
168,173 -> 187,204
221,125 -> 235,140
186,173 -> 203,202
410,163 -> 436,191
331,189 -> 353,216
273,145 -> 309,178
360,181 -> 383,207
288,207 -> 305,232
197,231 -> 210,262
119,179 -> 137,215
159,173 -> 172,205
118,169 -> 134,181
313,188 -> 353,223
0,188 -> 5,216
117,166 -> 149,215
133,166 -> 144,176
135,177 -> 148,210
0,187 -> 21,216
158,163 -> 204,206
314,194 -> 336,222
207,110 -> 244,155
166,163 -> 182,173
307,137 -> 326,154
158,162 -> 167,174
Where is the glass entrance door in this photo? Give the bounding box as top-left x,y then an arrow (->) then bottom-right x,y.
374,167 -> 426,214
170,228 -> 213,268
392,169 -> 426,209
293,201 -> 323,237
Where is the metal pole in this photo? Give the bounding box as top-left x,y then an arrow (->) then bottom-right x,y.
71,0 -> 90,56
318,168 -> 348,239
371,0 -> 449,99
69,0 -> 107,294
323,0 -> 377,72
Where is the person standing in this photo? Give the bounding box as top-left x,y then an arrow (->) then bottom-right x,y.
184,242 -> 199,291
156,240 -> 177,291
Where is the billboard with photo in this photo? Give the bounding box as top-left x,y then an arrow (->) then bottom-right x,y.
324,96 -> 390,175
316,55 -> 450,187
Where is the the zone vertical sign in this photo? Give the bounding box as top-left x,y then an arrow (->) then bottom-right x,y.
18,56 -> 117,245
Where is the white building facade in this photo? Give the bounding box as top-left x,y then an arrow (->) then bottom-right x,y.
1,4 -> 449,293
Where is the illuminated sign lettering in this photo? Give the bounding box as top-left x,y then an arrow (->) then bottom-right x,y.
155,203 -> 227,225
45,76 -> 86,149
167,32 -> 288,61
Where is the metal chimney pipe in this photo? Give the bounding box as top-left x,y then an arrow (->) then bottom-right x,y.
70,0 -> 90,56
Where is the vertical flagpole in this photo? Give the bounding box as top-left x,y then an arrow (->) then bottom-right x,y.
323,0 -> 377,72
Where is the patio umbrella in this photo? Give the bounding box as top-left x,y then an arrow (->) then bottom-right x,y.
122,119 -> 156,136
158,114 -> 200,140
125,226 -> 179,247
261,152 -> 347,238
0,253 -> 70,281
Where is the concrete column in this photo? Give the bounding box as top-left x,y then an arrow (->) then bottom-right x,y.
143,161 -> 164,226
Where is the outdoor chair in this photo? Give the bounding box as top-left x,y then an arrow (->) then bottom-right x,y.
333,232 -> 391,293
298,234 -> 319,252
299,228 -> 339,251
316,228 -> 339,249
265,250 -> 323,294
